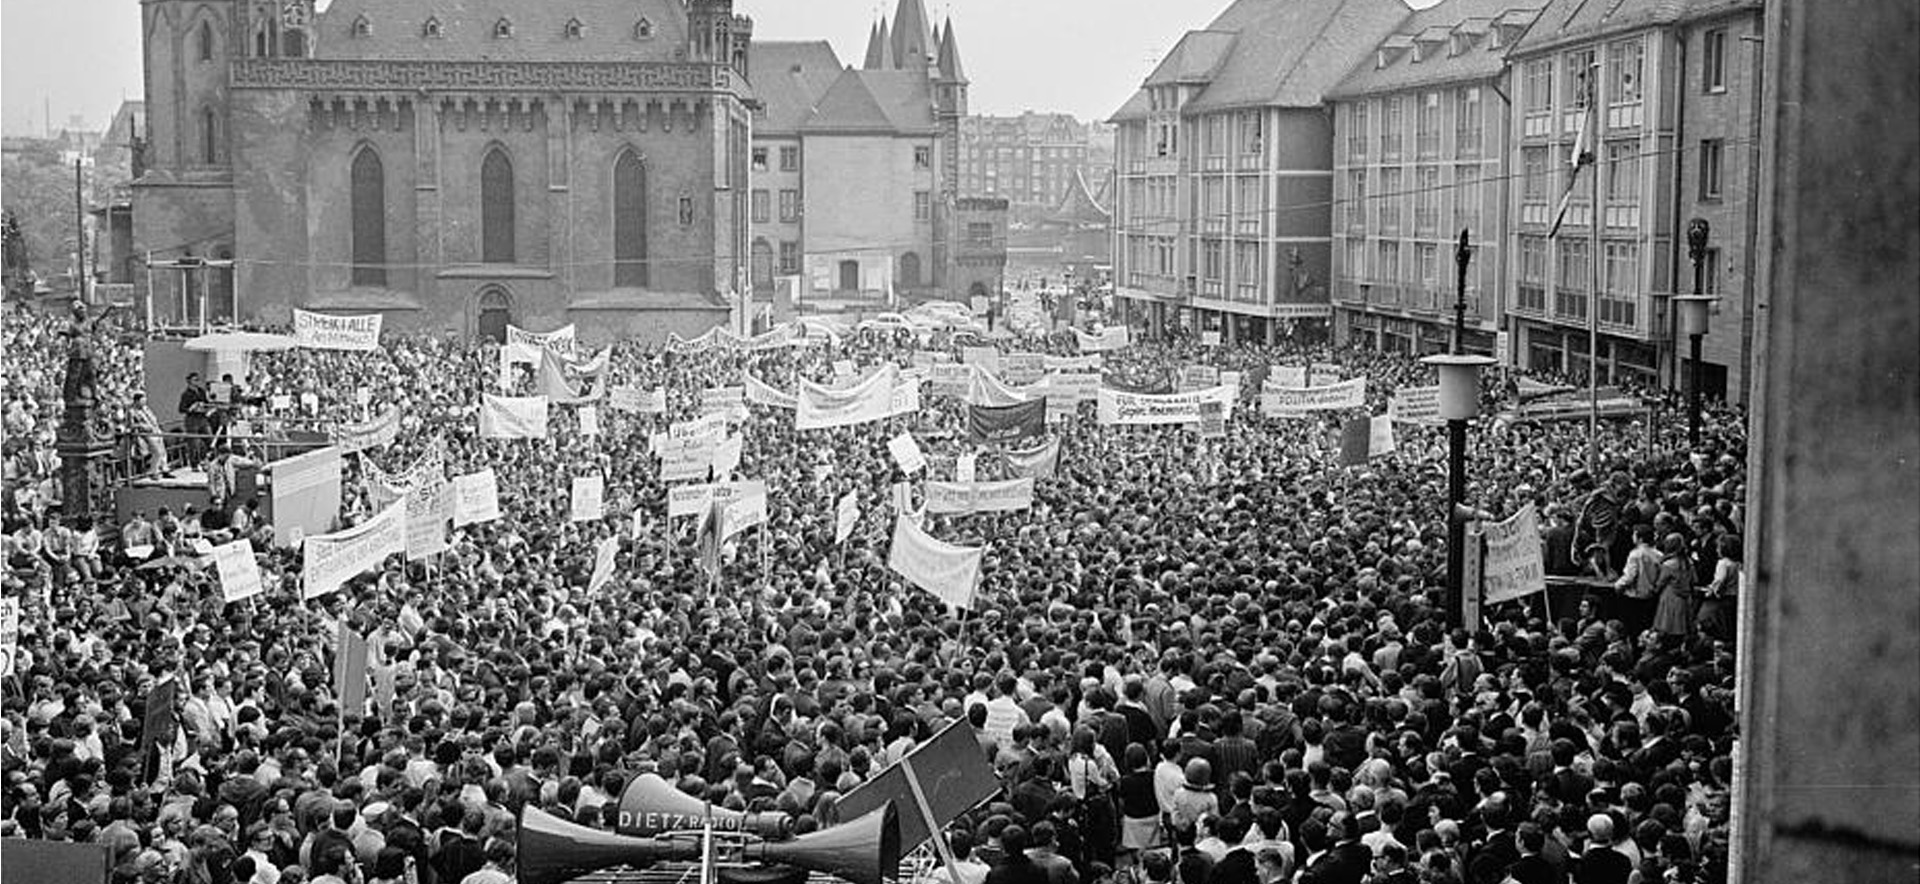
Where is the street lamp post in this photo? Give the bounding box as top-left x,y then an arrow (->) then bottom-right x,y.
1677,218 -> 1716,448
1425,352 -> 1496,629
1454,229 -> 1472,354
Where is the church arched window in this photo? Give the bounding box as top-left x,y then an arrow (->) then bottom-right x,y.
481,147 -> 515,264
350,146 -> 386,286
613,149 -> 649,287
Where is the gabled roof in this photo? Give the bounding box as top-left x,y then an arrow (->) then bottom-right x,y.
798,68 -> 937,135
748,41 -> 845,135
1183,0 -> 1415,111
1509,0 -> 1759,56
1328,0 -> 1546,98
1143,30 -> 1238,86
1107,88 -> 1153,123
313,0 -> 687,62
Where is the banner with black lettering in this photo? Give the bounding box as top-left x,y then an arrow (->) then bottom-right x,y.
331,408 -> 399,453
924,478 -> 1035,515
967,398 -> 1047,445
293,309 -> 381,351
1096,386 -> 1238,426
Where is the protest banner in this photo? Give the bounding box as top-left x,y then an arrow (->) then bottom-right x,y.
960,346 -> 1001,373
1268,365 -> 1307,389
1046,372 -> 1102,404
797,365 -> 909,430
744,374 -> 796,409
578,405 -> 601,436
213,539 -> 263,603
668,481 -> 755,519
479,395 -> 550,439
1072,326 -> 1131,352
1001,353 -> 1046,385
955,453 -> 977,483
721,481 -> 769,540
1198,400 -> 1226,439
1180,365 -> 1221,392
1390,385 -> 1443,425
1044,354 -> 1104,372
711,435 -> 743,477
401,448 -> 450,560
0,597 -> 18,678
1096,386 -> 1239,426
1200,331 -> 1222,347
1482,505 -> 1546,605
887,515 -> 981,609
507,323 -> 577,357
292,309 -> 381,351
930,363 -> 973,398
607,385 -> 667,414
924,478 -> 1036,515
835,492 -> 860,544
451,469 -> 501,526
1258,377 -> 1368,416
1310,362 -> 1344,387
888,433 -> 928,474
1003,437 -> 1060,479
570,474 -> 605,522
967,398 -> 1047,445
269,446 -> 342,550
330,407 -> 399,453
302,502 -> 405,600
1339,416 -> 1396,466
657,442 -> 715,483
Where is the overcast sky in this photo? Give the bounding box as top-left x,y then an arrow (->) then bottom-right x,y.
0,0 -> 1428,137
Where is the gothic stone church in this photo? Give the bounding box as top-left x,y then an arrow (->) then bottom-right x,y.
135,0 -> 756,343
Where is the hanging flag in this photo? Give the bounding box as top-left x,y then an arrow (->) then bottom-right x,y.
334,627 -> 369,715
967,399 -> 1048,445
696,497 -> 728,576
587,535 -> 619,593
835,492 -> 860,545
1340,415 -> 1399,466
1549,73 -> 1597,240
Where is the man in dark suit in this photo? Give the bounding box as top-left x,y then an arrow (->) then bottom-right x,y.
1301,813 -> 1371,884
1507,822 -> 1564,884
985,825 -> 1051,884
1573,814 -> 1632,884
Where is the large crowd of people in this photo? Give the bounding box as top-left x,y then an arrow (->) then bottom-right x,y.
0,296 -> 1746,884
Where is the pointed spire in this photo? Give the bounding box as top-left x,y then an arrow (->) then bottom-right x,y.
865,15 -> 895,70
936,16 -> 967,82
890,0 -> 934,68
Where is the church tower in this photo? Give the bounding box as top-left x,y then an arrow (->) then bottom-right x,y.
933,17 -> 969,199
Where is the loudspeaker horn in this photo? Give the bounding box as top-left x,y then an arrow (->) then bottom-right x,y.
617,773 -> 793,840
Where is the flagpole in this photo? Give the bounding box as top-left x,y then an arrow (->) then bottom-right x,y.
1586,64 -> 1602,472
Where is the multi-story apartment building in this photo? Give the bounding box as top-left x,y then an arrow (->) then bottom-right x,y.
1109,0 -> 1410,344
1505,0 -> 1763,396
1327,1 -> 1545,357
960,112 -> 1095,209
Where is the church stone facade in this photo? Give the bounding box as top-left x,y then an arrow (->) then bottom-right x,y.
135,0 -> 755,343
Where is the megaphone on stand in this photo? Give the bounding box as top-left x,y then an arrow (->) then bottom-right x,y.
517,800 -> 901,884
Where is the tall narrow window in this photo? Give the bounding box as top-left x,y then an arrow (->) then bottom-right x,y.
201,108 -> 219,164
613,150 -> 649,286
481,148 -> 515,263
199,20 -> 216,61
350,147 -> 386,286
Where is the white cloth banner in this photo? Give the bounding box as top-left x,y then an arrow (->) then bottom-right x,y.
722,481 -> 768,540
331,408 -> 400,453
744,373 -> 797,409
930,363 -> 974,398
955,453 -> 978,483
577,405 -> 601,437
1097,385 -> 1240,426
507,323 -> 576,357
1267,365 -> 1307,389
292,309 -> 381,351
570,474 -> 605,522
835,492 -> 860,544
451,469 -> 501,526
1370,415 -> 1397,457
888,433 -> 928,474
1072,326 -> 1131,352
213,539 -> 264,603
588,535 -> 619,593
712,435 -> 743,477
1004,438 -> 1061,479
797,364 -> 911,430
302,502 -> 405,600
1483,505 -> 1547,604
1259,377 -> 1369,415
888,515 -> 982,609
666,326 -> 745,354
967,366 -> 1039,407
1044,354 -> 1104,372
924,478 -> 1036,514
608,386 -> 668,414
479,395 -> 550,439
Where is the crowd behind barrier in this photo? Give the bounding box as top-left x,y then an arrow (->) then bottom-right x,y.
0,298 -> 1747,884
